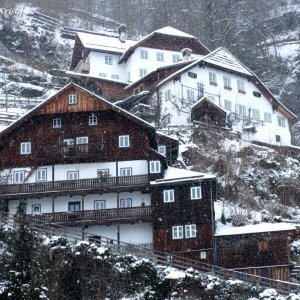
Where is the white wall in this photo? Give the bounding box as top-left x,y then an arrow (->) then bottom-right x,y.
158,65 -> 292,146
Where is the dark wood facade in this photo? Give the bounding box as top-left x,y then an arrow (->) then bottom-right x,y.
215,230 -> 293,281
156,132 -> 179,166
152,179 -> 216,264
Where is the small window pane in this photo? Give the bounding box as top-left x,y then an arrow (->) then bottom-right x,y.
89,115 -> 97,126
68,201 -> 81,212
32,204 -> 41,215
163,189 -> 174,203
158,145 -> 166,155
68,94 -> 77,104
150,161 -> 161,173
120,198 -> 132,208
172,226 -> 183,239
119,135 -> 130,147
53,118 -> 61,128
20,142 -> 31,154
191,186 -> 202,200
36,168 -> 47,182
95,200 -> 106,210
67,171 -> 79,180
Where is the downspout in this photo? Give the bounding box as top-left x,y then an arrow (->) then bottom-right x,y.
210,179 -> 218,268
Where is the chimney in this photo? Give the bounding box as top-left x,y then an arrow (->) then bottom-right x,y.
181,48 -> 192,61
118,24 -> 126,43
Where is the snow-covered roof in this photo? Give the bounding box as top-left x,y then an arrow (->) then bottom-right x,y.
151,167 -> 215,185
202,47 -> 252,76
77,32 -> 136,53
191,96 -> 227,113
215,222 -> 295,236
155,26 -> 195,38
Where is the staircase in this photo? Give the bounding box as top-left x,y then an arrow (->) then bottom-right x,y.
2,212 -> 300,295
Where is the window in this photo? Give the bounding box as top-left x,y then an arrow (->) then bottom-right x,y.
188,71 -> 197,79
185,224 -> 196,238
68,201 -> 81,212
172,54 -> 180,63
277,116 -> 286,127
111,74 -> 119,80
158,145 -> 166,155
165,89 -> 171,101
237,80 -> 245,93
172,226 -> 184,239
237,104 -> 246,116
20,142 -> 31,155
76,136 -> 88,144
191,186 -> 202,200
224,100 -> 232,111
68,94 -> 77,104
120,198 -> 132,208
223,76 -> 231,89
120,167 -> 132,176
140,50 -> 148,59
156,52 -> 164,61
200,251 -> 207,259
67,171 -> 79,180
150,160 -> 161,173
94,200 -> 106,210
13,170 -> 25,183
99,73 -> 107,78
53,118 -> 61,128
163,189 -> 174,203
276,135 -> 281,143
36,168 -> 47,182
63,139 -> 74,146
264,112 -> 272,123
119,135 -> 130,148
187,89 -> 195,101
253,91 -> 261,98
105,56 -> 112,65
209,72 -> 217,85
139,69 -> 147,78
32,204 -> 41,215
97,169 -> 110,178
252,109 -> 260,121
89,115 -> 97,126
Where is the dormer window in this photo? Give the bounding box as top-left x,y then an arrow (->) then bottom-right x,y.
68,94 -> 77,104
140,50 -> 148,59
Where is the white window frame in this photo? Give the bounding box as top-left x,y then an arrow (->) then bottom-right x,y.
156,52 -> 164,61
89,115 -> 97,126
172,54 -> 180,63
209,72 -> 217,84
191,186 -> 202,200
158,145 -> 166,155
165,89 -> 171,101
32,204 -> 41,215
13,170 -> 25,183
237,80 -> 245,92
149,160 -> 161,173
119,135 -> 130,148
139,69 -> 147,78
163,189 -> 175,203
140,50 -> 148,59
187,89 -> 195,101
224,100 -> 232,111
105,55 -> 113,65
185,224 -> 197,238
20,142 -> 31,155
277,116 -> 286,127
97,169 -> 110,178
67,171 -> 79,180
120,167 -> 132,176
172,226 -> 184,239
68,94 -> 77,104
99,73 -> 107,78
76,136 -> 88,144
53,118 -> 61,128
223,76 -> 231,88
63,139 -> 74,146
264,112 -> 272,123
111,74 -> 119,80
94,200 -> 106,210
120,198 -> 132,208
36,168 -> 47,182
237,104 -> 246,116
252,109 -> 260,121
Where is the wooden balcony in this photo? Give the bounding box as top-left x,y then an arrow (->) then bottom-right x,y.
0,175 -> 149,199
27,206 -> 152,226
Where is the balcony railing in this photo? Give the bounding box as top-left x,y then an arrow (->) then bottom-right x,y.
0,175 -> 149,197
27,206 -> 152,225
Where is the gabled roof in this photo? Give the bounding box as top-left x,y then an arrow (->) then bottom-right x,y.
119,26 -> 209,63
0,82 -> 156,141
77,31 -> 136,54
191,96 -> 227,114
157,47 -> 297,122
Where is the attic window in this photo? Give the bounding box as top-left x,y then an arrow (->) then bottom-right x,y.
68,94 -> 77,104
188,72 -> 197,79
253,91 -> 261,98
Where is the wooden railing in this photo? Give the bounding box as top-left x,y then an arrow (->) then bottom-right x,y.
0,175 -> 149,197
27,206 -> 152,224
